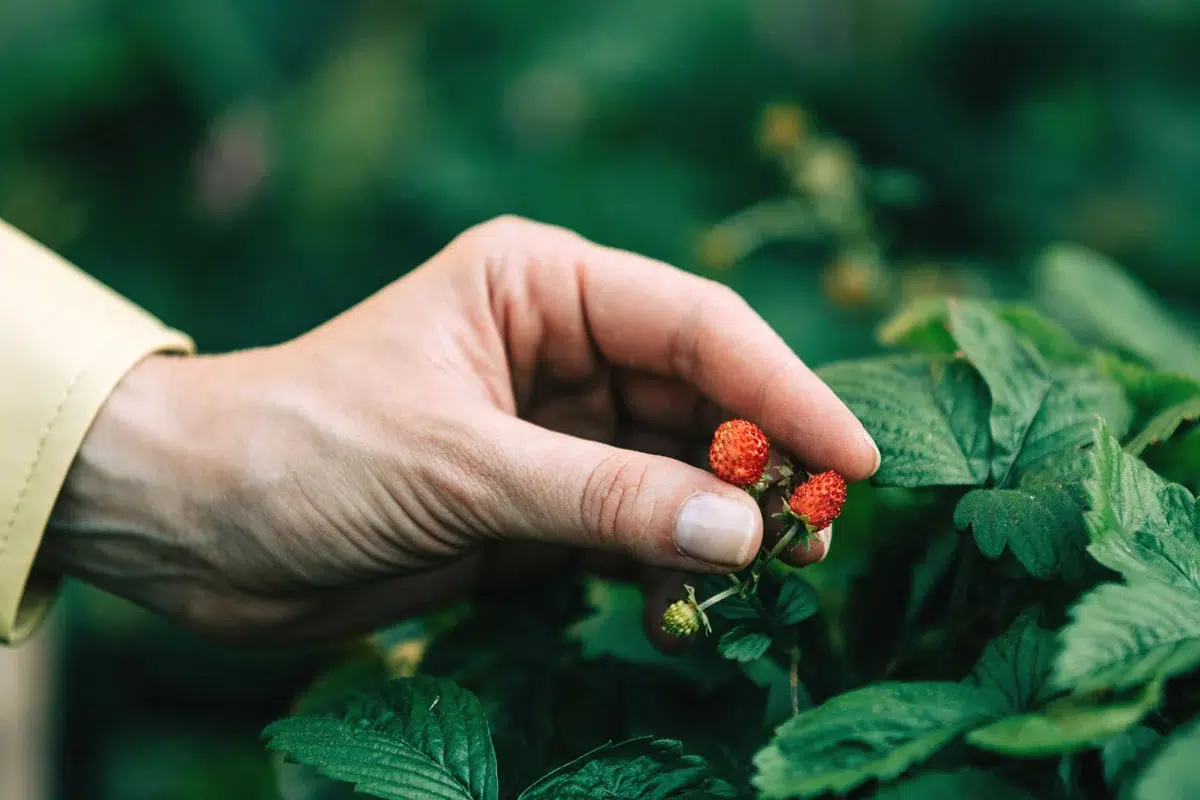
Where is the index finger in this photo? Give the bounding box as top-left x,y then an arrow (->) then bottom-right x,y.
577,237 -> 880,481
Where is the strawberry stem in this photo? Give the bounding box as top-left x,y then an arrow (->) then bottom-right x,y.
698,585 -> 740,611
749,518 -> 809,590
681,585 -> 714,635
789,646 -> 801,715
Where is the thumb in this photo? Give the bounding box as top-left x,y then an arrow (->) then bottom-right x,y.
477,416 -> 763,572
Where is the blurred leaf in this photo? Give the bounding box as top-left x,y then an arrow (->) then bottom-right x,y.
718,626 -> 772,663
1101,724 -> 1161,793
1127,395 -> 1200,456
569,579 -> 730,689
1128,717 -> 1200,800
967,679 -> 1163,756
993,305 -> 1089,365
773,574 -> 821,626
292,650 -> 390,717
1036,244 -> 1200,379
867,769 -> 1035,799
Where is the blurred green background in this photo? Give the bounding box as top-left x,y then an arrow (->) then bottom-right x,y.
4,0 -> 1200,797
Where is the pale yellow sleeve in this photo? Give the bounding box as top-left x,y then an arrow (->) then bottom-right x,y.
0,219 -> 194,644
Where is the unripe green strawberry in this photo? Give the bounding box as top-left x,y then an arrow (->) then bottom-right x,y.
787,470 -> 847,531
709,419 -> 770,488
661,600 -> 701,638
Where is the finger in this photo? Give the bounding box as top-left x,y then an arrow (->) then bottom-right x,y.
579,247 -> 879,480
476,414 -> 763,572
779,524 -> 832,568
612,371 -> 724,439
476,217 -> 879,480
760,482 -> 833,568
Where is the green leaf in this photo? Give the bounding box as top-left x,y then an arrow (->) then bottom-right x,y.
818,356 -> 991,488
956,484 -> 1087,581
1127,395 -> 1200,456
1101,724 -> 1161,792
1054,580 -> 1200,693
904,530 -> 960,626
718,625 -> 772,662
877,297 -> 957,354
1094,354 -> 1200,431
752,682 -> 1006,798
967,679 -> 1163,756
264,676 -> 499,800
947,301 -> 1051,484
879,299 -> 1088,367
994,304 -> 1088,365
518,737 -> 737,799
774,573 -> 820,625
969,613 -> 1060,712
1129,717 -> 1200,800
1036,243 -> 1200,379
1084,422 -> 1200,588
569,579 -> 728,688
421,577 -> 583,793
291,651 -> 391,717
1011,365 -> 1132,478
868,769 -> 1036,799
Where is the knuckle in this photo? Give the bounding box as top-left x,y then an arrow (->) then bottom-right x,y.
476,214 -> 534,238
669,279 -> 750,380
707,279 -> 750,313
452,215 -> 534,257
580,453 -> 654,549
453,215 -> 585,279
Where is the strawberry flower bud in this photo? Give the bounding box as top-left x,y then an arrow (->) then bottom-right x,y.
661,599 -> 702,638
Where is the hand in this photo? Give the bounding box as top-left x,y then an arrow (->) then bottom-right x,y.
42,216 -> 879,644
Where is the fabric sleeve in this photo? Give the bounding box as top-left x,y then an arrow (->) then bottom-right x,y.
0,219 -> 194,644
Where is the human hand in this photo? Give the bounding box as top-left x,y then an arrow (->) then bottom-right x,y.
42,217 -> 879,644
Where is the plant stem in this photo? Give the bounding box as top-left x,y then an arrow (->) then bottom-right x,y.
764,519 -> 804,563
749,519 -> 807,590
697,585 -> 740,612
789,646 -> 801,715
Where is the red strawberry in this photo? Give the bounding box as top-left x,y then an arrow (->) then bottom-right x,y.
709,419 -> 770,488
787,471 -> 847,531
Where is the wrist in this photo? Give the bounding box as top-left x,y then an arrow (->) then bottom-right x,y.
39,354 -> 215,590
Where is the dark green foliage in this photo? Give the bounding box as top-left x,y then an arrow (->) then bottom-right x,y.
261,270 -> 1200,798
22,3 -> 1200,796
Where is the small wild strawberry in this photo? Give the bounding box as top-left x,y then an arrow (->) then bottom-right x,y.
709,419 -> 770,488
787,470 -> 847,532
661,599 -> 702,638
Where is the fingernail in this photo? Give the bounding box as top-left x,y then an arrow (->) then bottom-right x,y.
816,524 -> 833,561
673,493 -> 756,568
863,429 -> 881,476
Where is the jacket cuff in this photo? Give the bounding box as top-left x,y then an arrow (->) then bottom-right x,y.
0,220 -> 193,644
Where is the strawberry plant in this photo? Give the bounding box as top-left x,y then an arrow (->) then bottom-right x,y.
262,248 -> 1200,799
